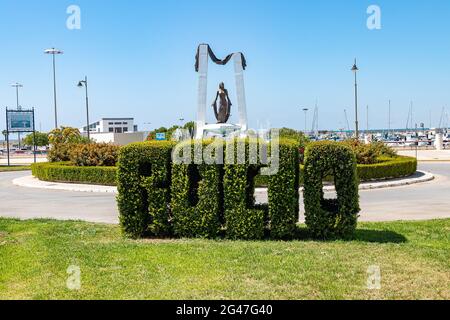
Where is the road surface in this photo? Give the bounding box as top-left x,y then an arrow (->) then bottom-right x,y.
0,163 -> 449,224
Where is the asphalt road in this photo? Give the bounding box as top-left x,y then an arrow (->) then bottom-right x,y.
0,163 -> 449,224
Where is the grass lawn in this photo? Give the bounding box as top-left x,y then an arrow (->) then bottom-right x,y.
0,218 -> 448,300
0,165 -> 31,172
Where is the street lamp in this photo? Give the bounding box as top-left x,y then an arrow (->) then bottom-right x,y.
302,108 -> 309,135
11,83 -> 23,148
11,82 -> 23,110
44,48 -> 63,129
351,59 -> 359,139
77,76 -> 90,140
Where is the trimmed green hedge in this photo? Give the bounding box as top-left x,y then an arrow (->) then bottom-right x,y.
33,156 -> 417,189
303,141 -> 360,239
31,162 -> 117,186
255,156 -> 417,186
268,139 -> 300,239
223,139 -> 267,240
116,139 -> 300,240
171,140 -> 223,238
357,156 -> 417,181
117,141 -> 176,238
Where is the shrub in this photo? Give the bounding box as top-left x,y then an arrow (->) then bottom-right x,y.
48,143 -> 74,162
341,140 -> 377,164
224,139 -> 281,240
268,139 -> 300,239
303,141 -> 360,239
23,131 -> 49,147
171,140 -> 223,238
117,141 -> 176,238
48,127 -> 90,162
369,141 -> 398,158
357,156 -> 417,181
31,162 -> 117,186
69,143 -> 119,167
341,140 -> 398,165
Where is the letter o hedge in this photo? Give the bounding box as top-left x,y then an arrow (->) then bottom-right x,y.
303,141 -> 360,239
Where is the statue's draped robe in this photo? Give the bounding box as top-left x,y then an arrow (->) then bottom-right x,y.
213,90 -> 231,124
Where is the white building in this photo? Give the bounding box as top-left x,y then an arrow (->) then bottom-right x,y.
80,118 -> 137,134
80,118 -> 147,146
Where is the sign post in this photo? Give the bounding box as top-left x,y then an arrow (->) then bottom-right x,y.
5,108 -> 10,166
5,107 -> 37,166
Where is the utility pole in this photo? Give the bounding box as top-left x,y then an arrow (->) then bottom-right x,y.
77,77 -> 90,140
11,83 -> 23,149
44,48 -> 64,129
351,59 -> 359,139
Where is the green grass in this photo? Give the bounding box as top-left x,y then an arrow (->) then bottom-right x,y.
0,218 -> 448,300
0,165 -> 31,172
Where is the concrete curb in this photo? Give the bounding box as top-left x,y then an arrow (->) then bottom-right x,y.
255,171 -> 434,193
13,176 -> 117,194
13,171 -> 434,194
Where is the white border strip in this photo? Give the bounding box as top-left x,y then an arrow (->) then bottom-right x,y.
13,171 -> 434,194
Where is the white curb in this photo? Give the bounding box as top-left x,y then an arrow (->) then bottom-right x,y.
12,176 -> 117,194
13,171 -> 434,194
255,171 -> 435,193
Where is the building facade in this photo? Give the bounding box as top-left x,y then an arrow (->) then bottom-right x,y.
80,118 -> 137,134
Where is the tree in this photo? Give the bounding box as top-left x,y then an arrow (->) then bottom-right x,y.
47,127 -> 91,162
22,132 -> 49,147
48,127 -> 90,145
279,127 -> 310,148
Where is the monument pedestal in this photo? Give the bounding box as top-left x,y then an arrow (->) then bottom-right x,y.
197,123 -> 245,139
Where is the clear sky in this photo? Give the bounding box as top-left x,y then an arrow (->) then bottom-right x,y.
0,0 -> 449,133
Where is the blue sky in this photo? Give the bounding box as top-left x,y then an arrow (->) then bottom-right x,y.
0,0 -> 449,133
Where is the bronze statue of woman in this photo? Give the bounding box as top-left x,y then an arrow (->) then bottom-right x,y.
212,82 -> 232,124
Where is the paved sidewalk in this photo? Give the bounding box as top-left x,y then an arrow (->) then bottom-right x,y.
13,175 -> 117,193
398,149 -> 450,161
0,157 -> 47,165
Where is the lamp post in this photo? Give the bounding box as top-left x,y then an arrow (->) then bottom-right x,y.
77,76 -> 90,140
11,82 -> 23,110
11,82 -> 23,148
302,108 -> 309,135
44,48 -> 63,129
351,59 -> 359,139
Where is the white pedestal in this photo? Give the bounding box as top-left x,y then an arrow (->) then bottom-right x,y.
200,123 -> 244,139
435,133 -> 444,150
